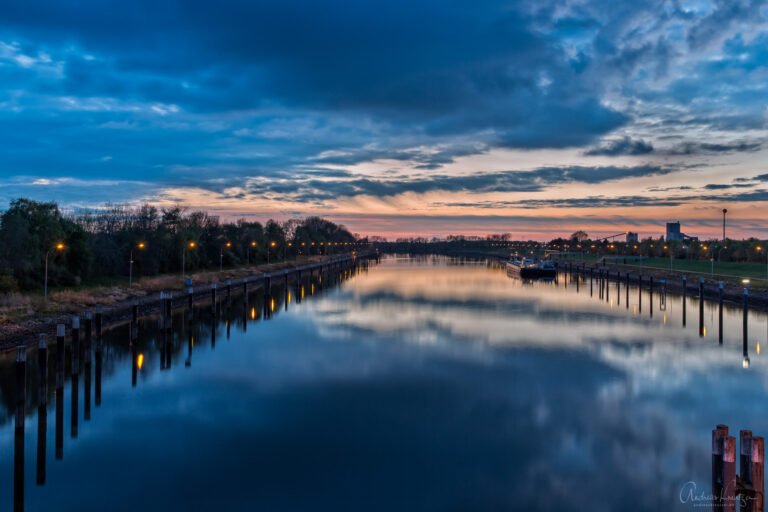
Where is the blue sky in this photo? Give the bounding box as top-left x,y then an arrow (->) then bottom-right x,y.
1,0 -> 767,238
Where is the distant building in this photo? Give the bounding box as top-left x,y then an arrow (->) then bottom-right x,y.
666,222 -> 682,241
626,232 -> 639,243
665,221 -> 698,242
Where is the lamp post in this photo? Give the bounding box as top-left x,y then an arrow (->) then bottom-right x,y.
44,242 -> 65,300
220,241 -> 231,273
722,208 -> 728,242
182,241 -> 196,278
248,241 -> 256,265
268,241 -> 276,264
757,245 -> 768,281
129,242 -> 146,287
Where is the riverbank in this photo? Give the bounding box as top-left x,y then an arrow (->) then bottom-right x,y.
555,259 -> 768,311
384,250 -> 768,311
0,253 -> 371,348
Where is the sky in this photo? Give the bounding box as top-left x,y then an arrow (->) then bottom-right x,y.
0,0 -> 767,240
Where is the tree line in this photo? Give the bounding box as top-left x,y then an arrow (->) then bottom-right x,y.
0,198 -> 365,293
550,235 -> 768,263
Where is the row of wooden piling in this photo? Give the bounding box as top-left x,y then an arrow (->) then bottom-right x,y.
7,252 -> 377,512
12,311 -> 106,512
560,262 -> 749,348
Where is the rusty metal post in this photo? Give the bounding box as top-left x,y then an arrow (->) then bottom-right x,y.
713,424 -> 729,507
723,435 -> 737,512
747,436 -> 765,512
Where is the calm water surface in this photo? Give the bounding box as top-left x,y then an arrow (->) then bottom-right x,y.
0,255 -> 766,511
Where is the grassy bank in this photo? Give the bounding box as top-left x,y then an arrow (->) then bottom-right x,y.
0,255 -> 334,332
559,254 -> 768,288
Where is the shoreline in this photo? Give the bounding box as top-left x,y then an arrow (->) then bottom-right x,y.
0,253 -> 377,350
380,250 -> 768,312
554,259 -> 768,312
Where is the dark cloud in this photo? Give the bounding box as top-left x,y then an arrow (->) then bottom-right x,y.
435,187 -> 768,210
245,165 -> 673,202
702,183 -> 755,190
0,0 -> 627,151
584,136 -> 654,156
663,141 -> 763,155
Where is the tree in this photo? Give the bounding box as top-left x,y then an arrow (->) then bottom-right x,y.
570,230 -> 589,242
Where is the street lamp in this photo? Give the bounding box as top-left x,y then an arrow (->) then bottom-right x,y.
757,245 -> 768,281
248,241 -> 257,265
44,242 -> 66,300
129,242 -> 146,287
182,241 -> 196,277
268,240 -> 276,264
722,208 -> 728,242
220,241 -> 232,272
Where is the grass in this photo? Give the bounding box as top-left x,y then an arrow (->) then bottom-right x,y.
560,254 -> 768,287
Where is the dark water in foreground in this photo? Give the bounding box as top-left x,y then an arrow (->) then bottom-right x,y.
0,255 -> 766,511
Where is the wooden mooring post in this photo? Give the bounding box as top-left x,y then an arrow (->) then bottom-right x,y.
36,335 -> 47,487
625,272 -> 630,309
719,281 -> 724,345
699,278 -> 705,337
743,286 -> 750,368
94,305 -> 103,339
649,276 -> 654,317
14,346 -> 26,512
712,424 -> 764,512
55,324 -> 64,460
682,275 -> 687,326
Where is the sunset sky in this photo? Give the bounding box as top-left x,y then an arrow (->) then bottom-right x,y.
1,0 -> 767,240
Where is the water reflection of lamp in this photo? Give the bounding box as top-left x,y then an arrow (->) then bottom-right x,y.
186,332 -> 193,368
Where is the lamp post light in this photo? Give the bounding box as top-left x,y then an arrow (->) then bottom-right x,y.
220,241 -> 232,273
182,241 -> 196,278
129,242 -> 146,287
44,242 -> 66,300
268,241 -> 276,264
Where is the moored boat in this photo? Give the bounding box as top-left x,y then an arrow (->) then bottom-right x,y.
506,257 -> 557,279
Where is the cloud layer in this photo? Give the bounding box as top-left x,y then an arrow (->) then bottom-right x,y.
1,0 -> 768,237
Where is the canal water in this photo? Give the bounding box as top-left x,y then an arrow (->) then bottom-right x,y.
0,255 -> 765,511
